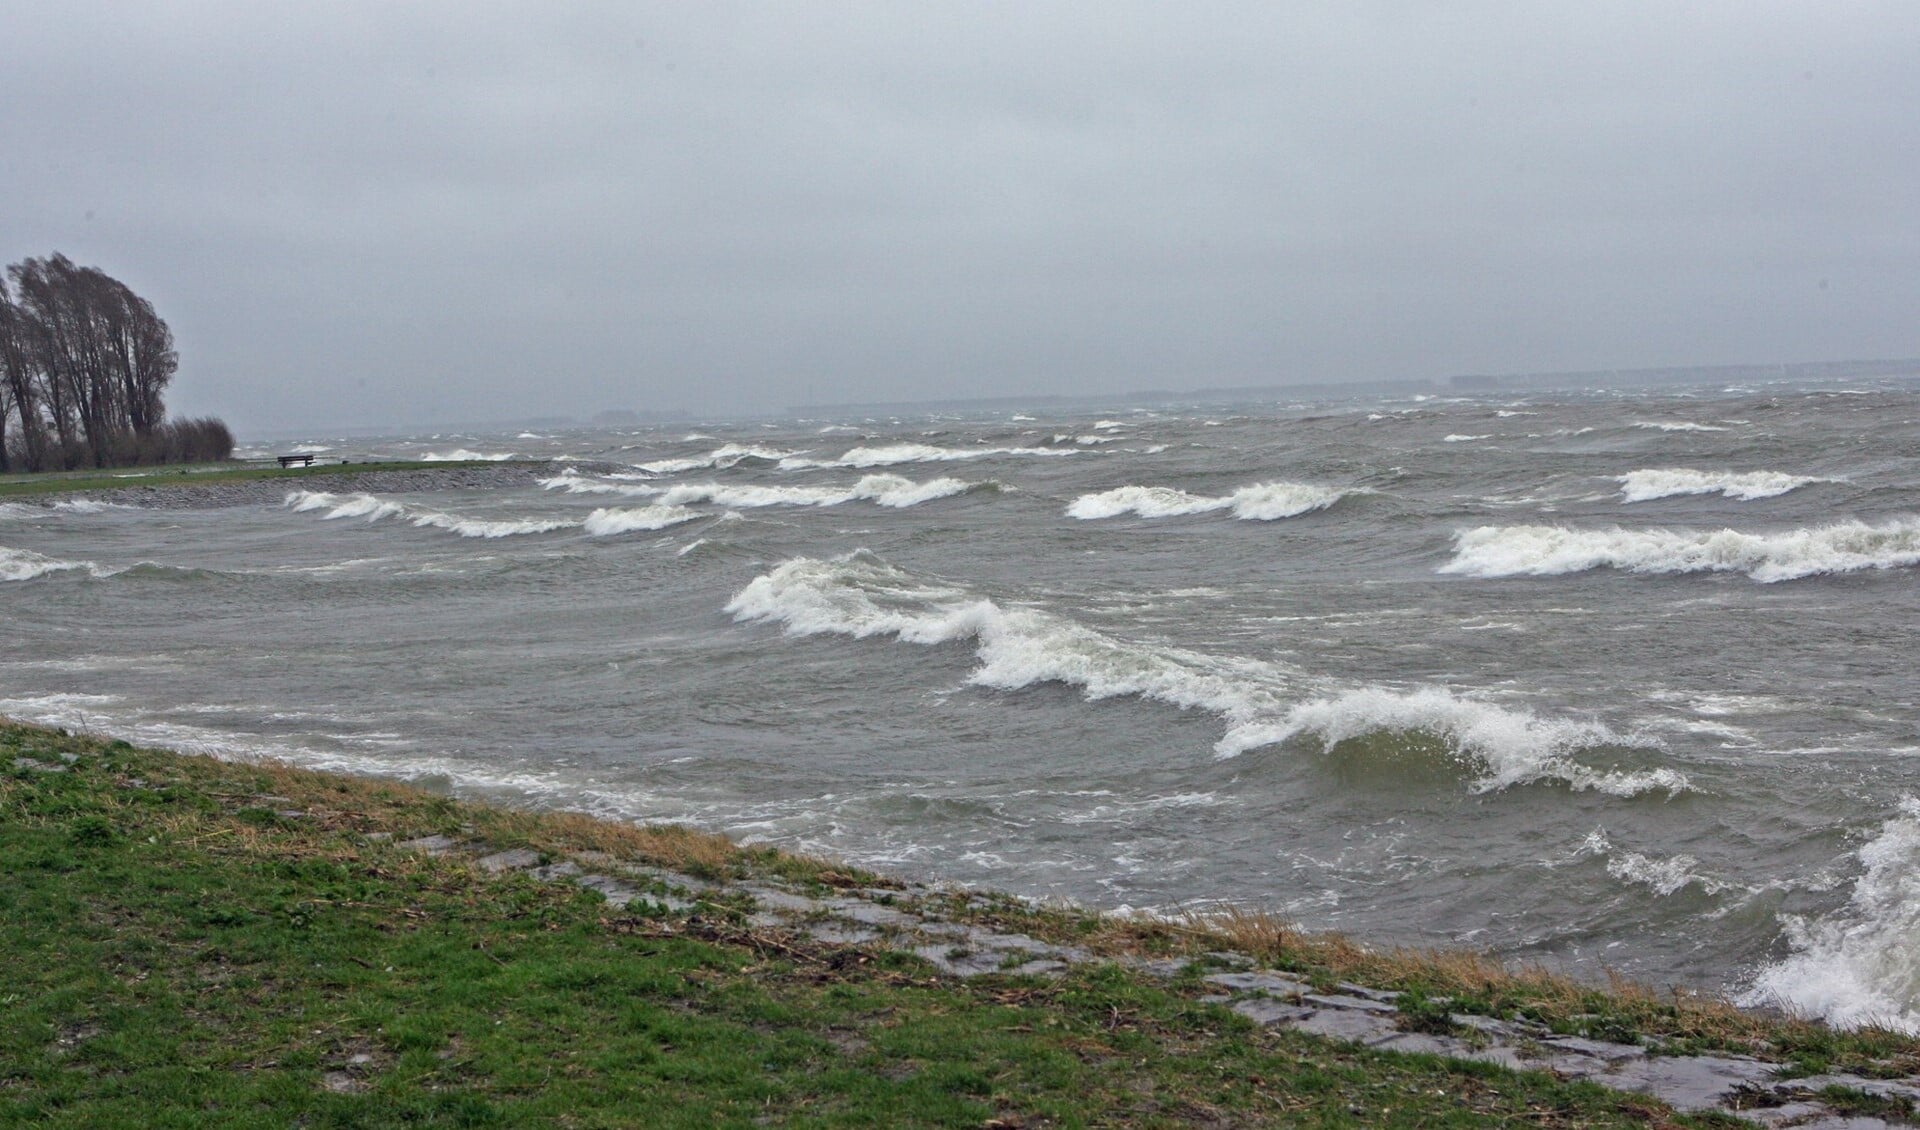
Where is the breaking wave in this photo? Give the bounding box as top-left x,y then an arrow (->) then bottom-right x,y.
1,499 -> 133,521
656,474 -> 976,510
1740,799 -> 1920,1033
1,545 -> 110,582
1067,482 -> 1348,521
581,505 -> 703,536
541,471 -> 980,509
1441,518 -> 1920,582
779,443 -> 1079,470
284,491 -> 576,539
1617,468 -> 1825,503
1633,421 -> 1728,433
633,444 -> 797,475
421,449 -> 517,461
539,471 -> 659,498
724,551 -> 1679,796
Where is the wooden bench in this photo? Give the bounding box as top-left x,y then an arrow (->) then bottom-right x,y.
276,454 -> 317,468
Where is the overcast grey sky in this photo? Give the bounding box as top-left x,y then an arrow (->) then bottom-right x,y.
4,2 -> 1915,433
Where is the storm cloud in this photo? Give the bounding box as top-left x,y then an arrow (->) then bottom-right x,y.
4,2 -> 1914,432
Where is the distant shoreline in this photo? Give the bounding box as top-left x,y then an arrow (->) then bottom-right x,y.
2,459 -> 610,509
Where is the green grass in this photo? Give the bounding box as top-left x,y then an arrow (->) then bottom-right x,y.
0,721 -> 1725,1127
0,461 -> 518,498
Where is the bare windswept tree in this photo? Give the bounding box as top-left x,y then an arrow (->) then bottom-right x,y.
0,254 -> 227,472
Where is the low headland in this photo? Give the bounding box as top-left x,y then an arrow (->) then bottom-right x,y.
7,719 -> 1920,1127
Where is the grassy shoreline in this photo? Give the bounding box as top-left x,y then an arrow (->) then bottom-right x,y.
7,719 -> 1918,1126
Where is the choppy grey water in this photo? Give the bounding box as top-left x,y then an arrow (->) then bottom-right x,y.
6,380 -> 1920,1031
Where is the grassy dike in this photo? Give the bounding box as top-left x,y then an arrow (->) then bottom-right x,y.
0,460 -> 505,498
0,721 -> 1791,1128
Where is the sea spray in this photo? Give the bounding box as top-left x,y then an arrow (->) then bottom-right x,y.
1741,799 -> 1920,1033
725,551 -> 1680,795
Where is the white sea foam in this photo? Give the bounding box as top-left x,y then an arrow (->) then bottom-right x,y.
1741,799 -> 1920,1033
284,490 -> 577,538
635,457 -> 715,475
1442,518 -> 1920,582
1575,830 -> 1734,896
51,498 -> 132,514
1,545 -> 110,581
655,474 -> 974,510
538,472 -> 661,498
1067,482 -> 1348,521
1,499 -> 133,520
628,443 -> 798,475
1443,433 -> 1492,443
725,552 -> 1678,795
581,505 -> 702,535
780,443 -> 1078,470
1618,468 -> 1825,503
422,449 -> 516,461
1633,421 -> 1728,432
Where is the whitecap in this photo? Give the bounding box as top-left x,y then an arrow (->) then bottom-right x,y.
538,472 -> 661,498
421,449 -> 516,461
1443,434 -> 1492,443
724,551 -> 1679,796
780,443 -> 1079,470
581,505 -> 702,535
1632,421 -> 1729,432
1618,468 -> 1826,503
284,490 -> 576,538
1441,518 -> 1920,582
1,545 -> 110,581
654,474 -> 974,510
632,443 -> 796,475
1067,481 -> 1348,521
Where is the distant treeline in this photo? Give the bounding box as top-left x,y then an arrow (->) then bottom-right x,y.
0,254 -> 231,472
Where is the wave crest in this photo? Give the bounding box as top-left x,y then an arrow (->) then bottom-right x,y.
1,545 -> 109,581
581,505 -> 702,535
1442,519 -> 1920,582
284,491 -> 576,539
1618,468 -> 1825,503
421,449 -> 516,461
780,443 -> 1078,470
725,552 -> 1677,795
1068,481 -> 1349,521
656,474 -> 975,510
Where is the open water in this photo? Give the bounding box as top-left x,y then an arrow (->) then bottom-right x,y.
5,379 -> 1920,1031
